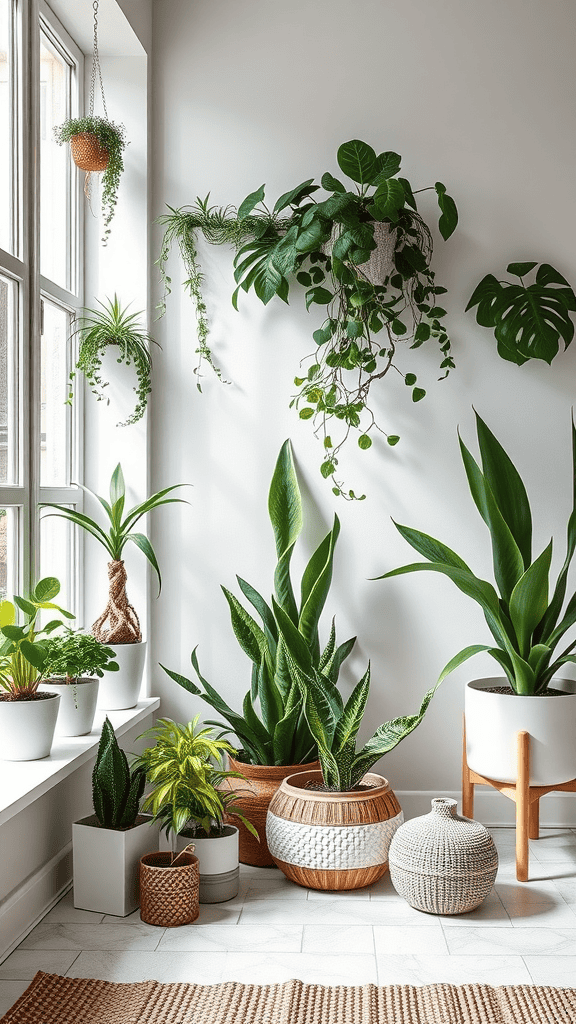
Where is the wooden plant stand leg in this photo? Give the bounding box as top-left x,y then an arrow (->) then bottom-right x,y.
461,717 -> 474,819
516,731 -> 530,882
529,796 -> 540,840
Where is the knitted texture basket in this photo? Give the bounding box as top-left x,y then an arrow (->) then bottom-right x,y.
388,797 -> 498,915
70,133 -> 109,172
139,851 -> 199,927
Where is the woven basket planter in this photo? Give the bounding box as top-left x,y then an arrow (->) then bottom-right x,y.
388,797 -> 498,915
139,851 -> 199,927
224,755 -> 320,866
266,770 -> 403,890
70,133 -> 109,172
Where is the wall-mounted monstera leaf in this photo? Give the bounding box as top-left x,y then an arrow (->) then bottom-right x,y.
466,262 -> 576,366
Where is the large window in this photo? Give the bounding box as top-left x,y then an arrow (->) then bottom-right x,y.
0,0 -> 83,611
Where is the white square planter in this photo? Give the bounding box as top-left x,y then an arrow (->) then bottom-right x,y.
73,814 -> 158,917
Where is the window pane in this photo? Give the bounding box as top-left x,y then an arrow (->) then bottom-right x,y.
40,32 -> 70,288
0,505 -> 18,601
41,298 -> 70,486
0,273 -> 18,484
40,509 -> 73,615
0,0 -> 14,253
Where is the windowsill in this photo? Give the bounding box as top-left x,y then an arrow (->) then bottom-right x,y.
0,698 -> 160,826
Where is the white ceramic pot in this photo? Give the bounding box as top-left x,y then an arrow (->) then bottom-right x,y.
40,678 -> 99,736
0,692 -> 60,760
97,641 -> 147,710
465,677 -> 576,786
160,825 -> 240,903
73,813 -> 158,916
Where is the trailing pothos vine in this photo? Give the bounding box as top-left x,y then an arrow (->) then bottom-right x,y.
157,140 -> 458,497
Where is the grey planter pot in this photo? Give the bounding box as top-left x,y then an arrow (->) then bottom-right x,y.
73,814 -> 158,916
160,824 -> 240,903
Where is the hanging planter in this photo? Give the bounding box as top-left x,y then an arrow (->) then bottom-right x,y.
70,131 -> 109,172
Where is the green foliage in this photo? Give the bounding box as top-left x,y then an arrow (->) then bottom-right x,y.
92,717 -> 146,829
40,464 -> 189,595
466,262 -> 576,366
43,630 -> 118,683
377,412 -> 576,695
135,716 -> 259,840
273,598 -> 438,791
53,115 -> 126,243
161,440 -> 356,766
0,578 -> 74,697
156,141 -> 458,496
68,295 -> 158,426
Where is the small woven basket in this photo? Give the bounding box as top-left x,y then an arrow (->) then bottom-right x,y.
139,851 -> 199,927
70,132 -> 109,172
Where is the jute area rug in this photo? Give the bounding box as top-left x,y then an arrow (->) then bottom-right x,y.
1,972 -> 576,1024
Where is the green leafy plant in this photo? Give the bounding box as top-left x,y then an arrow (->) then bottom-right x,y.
92,717 -> 146,829
41,464 -> 189,643
43,630 -> 118,683
135,716 -> 259,840
162,439 -> 356,766
376,412 -> 576,696
54,115 -> 127,243
0,578 -> 74,699
466,262 -> 576,366
273,597 -> 438,791
68,296 -> 157,426
157,140 -> 458,497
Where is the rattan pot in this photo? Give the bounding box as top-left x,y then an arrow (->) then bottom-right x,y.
266,770 -> 403,890
139,850 -> 199,927
388,797 -> 498,915
70,132 -> 109,171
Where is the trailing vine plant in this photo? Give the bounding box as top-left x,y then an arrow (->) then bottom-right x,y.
157,140 -> 458,497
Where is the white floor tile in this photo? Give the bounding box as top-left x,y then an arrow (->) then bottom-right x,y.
307,887 -> 371,901
45,892 -> 105,925
157,924 -> 302,953
529,843 -> 576,864
0,981 -> 31,1016
238,898 -> 440,927
302,925 -> 374,955
221,951 -> 377,985
0,949 -> 80,980
194,903 -> 242,925
508,902 -> 576,927
444,926 -> 576,956
376,954 -> 532,986
20,920 -> 162,951
66,950 -> 228,984
374,925 -> 449,956
439,894 -> 511,927
243,881 -> 309,901
524,956 -> 576,986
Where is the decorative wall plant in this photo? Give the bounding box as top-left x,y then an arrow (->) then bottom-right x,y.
466,262 -> 576,366
157,139 -> 458,497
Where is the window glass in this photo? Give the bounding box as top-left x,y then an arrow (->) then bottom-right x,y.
40,32 -> 70,289
0,505 -> 18,601
40,297 -> 70,487
0,273 -> 17,485
0,0 -> 13,253
40,510 -> 73,615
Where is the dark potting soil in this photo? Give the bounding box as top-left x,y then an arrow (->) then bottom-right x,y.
0,690 -> 56,702
481,686 -> 568,696
303,781 -> 378,793
80,814 -> 151,830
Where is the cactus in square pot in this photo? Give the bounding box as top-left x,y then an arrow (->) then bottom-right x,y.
40,630 -> 118,736
41,464 -> 189,710
0,577 -> 74,761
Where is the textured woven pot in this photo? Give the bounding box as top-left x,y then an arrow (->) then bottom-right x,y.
389,797 -> 498,915
70,133 -> 109,171
225,755 -> 320,866
267,770 -> 403,890
139,851 -> 199,927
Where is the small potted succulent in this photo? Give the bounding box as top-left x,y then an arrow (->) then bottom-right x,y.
72,717 -> 155,916
136,717 -> 258,904
0,578 -> 74,761
40,630 -> 118,736
41,464 -> 188,711
53,115 -> 126,244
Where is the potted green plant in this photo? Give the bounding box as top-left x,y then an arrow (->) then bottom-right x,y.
136,717 -> 258,903
0,578 -> 74,761
40,630 -> 118,737
67,295 -> 157,426
53,115 -> 126,244
41,464 -> 189,711
162,439 -> 355,865
72,717 -> 155,916
157,139 -> 458,496
266,600 -> 439,890
376,412 -> 576,787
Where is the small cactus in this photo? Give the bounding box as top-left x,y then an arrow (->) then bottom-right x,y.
92,717 -> 145,828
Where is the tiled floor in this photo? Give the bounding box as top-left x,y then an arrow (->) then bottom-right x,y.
2,828 -> 576,1013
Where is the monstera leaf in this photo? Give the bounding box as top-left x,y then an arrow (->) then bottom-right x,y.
466,262 -> 576,365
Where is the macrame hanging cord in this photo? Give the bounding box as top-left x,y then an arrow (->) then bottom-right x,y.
83,0 -> 108,202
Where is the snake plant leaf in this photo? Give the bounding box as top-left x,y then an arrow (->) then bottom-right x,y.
323,635 -> 357,686
337,139 -> 378,185
333,665 -> 371,752
390,521 -> 471,571
126,533 -> 162,595
236,576 -> 278,662
319,618 -> 337,671
535,419 -> 576,642
257,658 -> 284,736
350,682 -> 439,788
475,412 -> 532,569
272,598 -> 313,676
221,587 -> 270,670
298,516 -> 340,649
238,184 -> 265,220
272,701 -> 302,765
508,541 -> 552,657
269,440 -> 303,623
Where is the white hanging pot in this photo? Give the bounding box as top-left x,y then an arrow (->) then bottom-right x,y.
97,641 -> 146,711
465,677 -> 576,786
0,692 -> 60,760
39,678 -> 100,736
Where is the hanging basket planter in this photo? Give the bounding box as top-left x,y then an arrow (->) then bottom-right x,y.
70,132 -> 109,172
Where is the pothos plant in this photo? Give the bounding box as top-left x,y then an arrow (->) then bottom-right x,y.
157,139 -> 458,498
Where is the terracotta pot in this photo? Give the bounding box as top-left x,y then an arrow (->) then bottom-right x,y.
225,754 -> 320,866
70,133 -> 109,172
266,770 -> 403,890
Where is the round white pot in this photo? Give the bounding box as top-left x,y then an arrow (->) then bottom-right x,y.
40,678 -> 100,736
97,642 -> 146,711
465,677 -> 576,786
0,692 -> 60,760
160,825 -> 240,903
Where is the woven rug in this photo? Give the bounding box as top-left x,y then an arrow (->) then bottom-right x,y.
2,972 -> 576,1024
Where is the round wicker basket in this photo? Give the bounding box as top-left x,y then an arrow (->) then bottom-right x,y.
139,851 -> 199,927
388,797 -> 498,915
70,133 -> 109,172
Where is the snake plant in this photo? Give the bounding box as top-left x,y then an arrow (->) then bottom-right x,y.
92,717 -> 146,829
377,412 -> 576,695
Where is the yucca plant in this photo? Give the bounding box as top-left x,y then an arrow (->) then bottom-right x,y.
92,717 -> 146,829
273,599 -> 438,791
162,439 -> 356,766
377,412 -> 576,695
135,716 -> 258,840
0,578 -> 74,699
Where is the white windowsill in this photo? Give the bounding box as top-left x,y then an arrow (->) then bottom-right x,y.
0,698 -> 160,826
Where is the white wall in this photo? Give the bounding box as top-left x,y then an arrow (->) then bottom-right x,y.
149,0 -> 576,822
